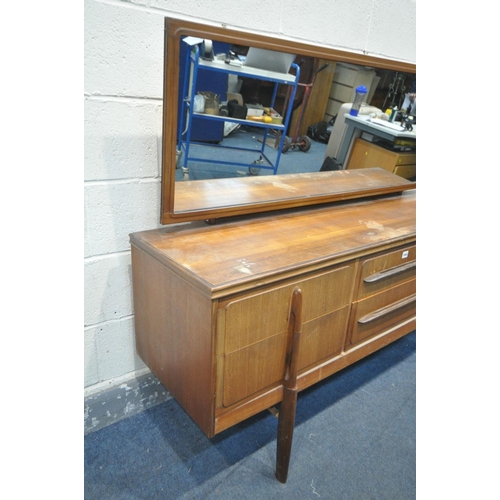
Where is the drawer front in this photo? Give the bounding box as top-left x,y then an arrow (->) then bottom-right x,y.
222,264 -> 355,354
394,164 -> 416,180
223,305 -> 351,407
349,279 -> 416,345
357,245 -> 416,300
396,153 -> 417,166
219,264 -> 356,407
223,331 -> 288,407
298,305 -> 350,371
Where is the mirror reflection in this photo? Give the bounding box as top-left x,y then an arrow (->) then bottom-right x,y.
161,18 -> 416,223
174,35 -> 416,185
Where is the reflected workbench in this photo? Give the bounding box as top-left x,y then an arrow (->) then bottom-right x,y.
338,115 -> 416,180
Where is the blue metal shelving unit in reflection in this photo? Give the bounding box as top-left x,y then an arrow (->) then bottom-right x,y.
177,40 -> 299,180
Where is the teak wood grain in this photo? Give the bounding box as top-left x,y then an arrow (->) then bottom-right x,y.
131,247 -> 216,435
133,189 -> 416,298
173,167 -> 415,218
130,188 -> 416,439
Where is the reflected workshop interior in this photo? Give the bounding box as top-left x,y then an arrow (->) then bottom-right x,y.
175,36 -> 416,183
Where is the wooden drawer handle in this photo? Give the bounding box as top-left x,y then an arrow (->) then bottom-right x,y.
364,261 -> 416,283
358,294 -> 416,324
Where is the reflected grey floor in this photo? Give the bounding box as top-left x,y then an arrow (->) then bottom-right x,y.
85,332 -> 416,500
175,126 -> 327,181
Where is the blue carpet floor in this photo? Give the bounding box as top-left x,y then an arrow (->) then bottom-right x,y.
85,331 -> 416,499
175,125 -> 328,181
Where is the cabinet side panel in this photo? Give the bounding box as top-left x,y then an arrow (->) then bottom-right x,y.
131,245 -> 215,436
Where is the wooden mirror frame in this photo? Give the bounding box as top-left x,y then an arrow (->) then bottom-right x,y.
161,17 -> 416,224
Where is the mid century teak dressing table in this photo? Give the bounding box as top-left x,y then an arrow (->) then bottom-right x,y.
129,17 -> 416,483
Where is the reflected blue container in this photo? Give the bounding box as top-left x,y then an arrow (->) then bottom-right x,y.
349,85 -> 368,116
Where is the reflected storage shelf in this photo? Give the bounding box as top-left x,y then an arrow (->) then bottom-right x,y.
346,138 -> 416,180
177,41 -> 300,178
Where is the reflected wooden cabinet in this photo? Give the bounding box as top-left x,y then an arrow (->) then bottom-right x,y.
347,138 -> 416,180
130,189 -> 416,439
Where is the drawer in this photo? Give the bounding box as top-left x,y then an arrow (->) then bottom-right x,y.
349,279 -> 416,346
356,245 -> 416,300
396,153 -> 416,166
394,164 -> 416,180
222,264 -> 355,354
222,305 -> 351,407
219,264 -> 356,408
298,305 -> 350,371
223,330 -> 287,407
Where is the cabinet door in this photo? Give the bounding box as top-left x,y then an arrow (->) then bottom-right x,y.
347,138 -> 416,180
218,264 -> 355,408
347,139 -> 398,172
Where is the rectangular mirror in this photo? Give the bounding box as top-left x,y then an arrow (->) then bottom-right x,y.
161,17 -> 416,224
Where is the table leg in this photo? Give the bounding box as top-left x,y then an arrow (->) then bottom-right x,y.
275,287 -> 303,483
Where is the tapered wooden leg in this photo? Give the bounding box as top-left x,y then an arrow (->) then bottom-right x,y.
275,287 -> 302,483
276,387 -> 298,482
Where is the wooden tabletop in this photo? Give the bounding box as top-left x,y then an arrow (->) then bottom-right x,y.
173,168 -> 415,214
132,190 -> 416,298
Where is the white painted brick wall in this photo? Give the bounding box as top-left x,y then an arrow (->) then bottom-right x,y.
84,0 -> 415,395
85,317 -> 145,386
84,0 -> 164,97
84,179 -> 160,256
84,98 -> 162,181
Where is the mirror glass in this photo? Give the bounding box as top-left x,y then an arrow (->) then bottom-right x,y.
161,18 -> 416,224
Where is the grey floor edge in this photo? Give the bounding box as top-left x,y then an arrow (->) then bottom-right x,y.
84,372 -> 171,435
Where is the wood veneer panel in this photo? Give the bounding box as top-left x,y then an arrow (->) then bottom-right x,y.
214,316 -> 415,434
173,168 -> 415,215
223,332 -> 288,407
131,246 -> 216,436
220,265 -> 355,407
131,185 -> 416,439
131,190 -> 416,298
222,265 -> 354,353
357,245 -> 416,299
349,279 -> 416,345
298,306 -> 350,370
